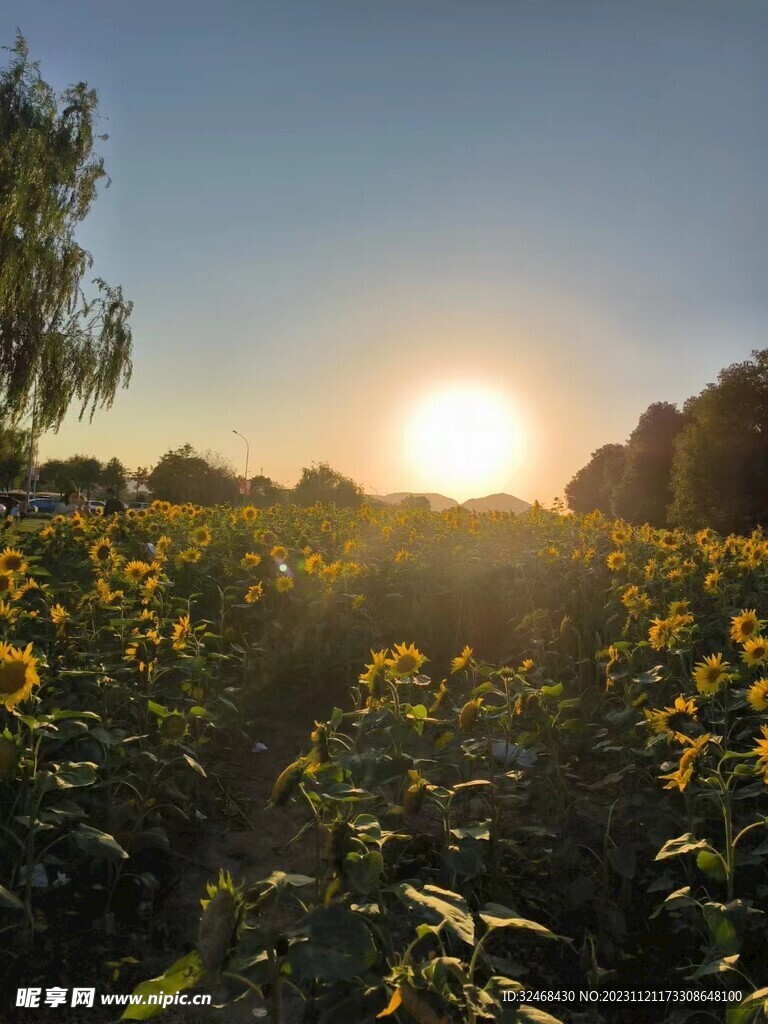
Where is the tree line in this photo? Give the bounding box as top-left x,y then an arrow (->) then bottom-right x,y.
565,349 -> 768,533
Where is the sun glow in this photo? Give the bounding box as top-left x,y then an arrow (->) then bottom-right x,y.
403,385 -> 526,499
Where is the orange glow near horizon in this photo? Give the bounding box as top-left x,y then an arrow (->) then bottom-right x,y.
403,384 -> 527,500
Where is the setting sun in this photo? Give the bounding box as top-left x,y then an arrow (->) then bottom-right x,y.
403,385 -> 525,498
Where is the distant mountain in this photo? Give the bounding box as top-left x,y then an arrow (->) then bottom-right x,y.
462,493 -> 531,514
369,491 -> 531,513
374,492 -> 459,511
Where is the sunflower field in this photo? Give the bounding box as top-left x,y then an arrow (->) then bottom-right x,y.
1,502 -> 768,1023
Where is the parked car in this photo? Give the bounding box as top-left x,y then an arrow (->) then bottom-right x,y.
0,494 -> 21,517
28,497 -> 59,516
87,500 -> 105,514
127,501 -> 151,510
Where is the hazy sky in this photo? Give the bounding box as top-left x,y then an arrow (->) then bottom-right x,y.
2,1 -> 766,502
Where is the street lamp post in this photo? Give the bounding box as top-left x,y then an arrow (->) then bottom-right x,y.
232,430 -> 250,497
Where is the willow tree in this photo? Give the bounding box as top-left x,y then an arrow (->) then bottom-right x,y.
0,34 -> 132,431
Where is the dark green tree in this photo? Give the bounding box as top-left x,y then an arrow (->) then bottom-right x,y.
100,456 -> 127,494
292,462 -> 363,508
148,444 -> 238,505
399,495 -> 430,510
669,350 -> 768,533
0,420 -> 27,490
0,34 -> 132,430
564,444 -> 626,515
612,402 -> 685,526
247,474 -> 285,508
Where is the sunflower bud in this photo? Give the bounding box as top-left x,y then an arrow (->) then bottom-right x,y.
403,770 -> 428,815
458,698 -> 482,731
271,759 -> 304,806
325,820 -> 352,869
310,722 -> 329,764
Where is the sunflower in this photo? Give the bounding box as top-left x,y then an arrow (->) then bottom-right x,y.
644,695 -> 698,743
124,560 -> 151,583
648,614 -> 692,651
50,604 -> 70,636
89,537 -> 113,565
0,642 -> 40,709
191,525 -> 212,548
696,528 -> 716,546
171,613 -> 192,650
621,586 -> 651,619
270,545 -> 288,562
704,569 -> 722,594
658,533 -> 679,551
303,552 -> 323,575
198,869 -> 247,975
730,610 -> 764,644
240,552 -> 262,568
241,506 -> 258,523
274,576 -> 294,593
96,578 -> 123,606
611,527 -> 631,545
0,599 -> 18,627
605,551 -> 625,571
360,650 -> 388,700
450,645 -> 474,675
693,653 -> 731,695
321,561 -> 341,582
245,583 -> 263,604
518,658 -> 535,674
660,733 -> 712,792
668,600 -> 690,617
178,548 -> 201,565
386,642 -> 427,677
459,697 -> 483,731
746,678 -> 768,713
742,637 -> 768,669
0,548 -> 26,574
752,726 -> 768,783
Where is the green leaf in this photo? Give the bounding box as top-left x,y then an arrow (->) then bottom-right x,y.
395,883 -> 475,946
697,850 -> 727,882
726,987 -> 768,1024
655,833 -> 711,861
181,754 -> 207,777
517,1006 -> 565,1024
702,902 -> 739,955
121,951 -> 203,1020
479,902 -> 557,940
0,884 -> 23,911
540,683 -> 563,698
53,761 -> 98,788
288,904 -> 377,981
687,953 -> 739,980
73,824 -> 129,861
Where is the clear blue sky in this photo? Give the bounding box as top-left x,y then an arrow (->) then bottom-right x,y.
2,1 -> 766,501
